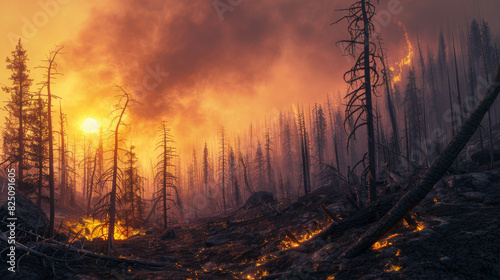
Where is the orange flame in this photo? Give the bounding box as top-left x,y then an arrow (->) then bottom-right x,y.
67,218 -> 140,241
390,20 -> 414,85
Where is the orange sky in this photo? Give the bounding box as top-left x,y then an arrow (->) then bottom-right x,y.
1,0 -> 499,167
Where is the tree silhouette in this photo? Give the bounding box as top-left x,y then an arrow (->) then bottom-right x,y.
38,46 -> 63,236
254,140 -> 265,192
27,88 -> 48,207
155,121 -> 180,229
336,0 -> 383,203
107,88 -> 129,255
228,147 -> 241,206
2,39 -> 33,194
218,127 -> 227,214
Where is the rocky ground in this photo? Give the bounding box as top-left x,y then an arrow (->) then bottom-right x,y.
2,164 -> 499,280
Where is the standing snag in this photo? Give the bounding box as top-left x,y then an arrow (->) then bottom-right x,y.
336,0 -> 384,203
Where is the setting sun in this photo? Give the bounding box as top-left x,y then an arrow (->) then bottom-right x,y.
82,118 -> 99,133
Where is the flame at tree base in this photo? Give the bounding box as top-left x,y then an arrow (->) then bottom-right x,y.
67,218 -> 141,241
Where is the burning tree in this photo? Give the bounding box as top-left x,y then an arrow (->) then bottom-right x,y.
336,0 -> 384,203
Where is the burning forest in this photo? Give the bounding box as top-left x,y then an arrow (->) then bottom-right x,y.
1,0 -> 500,279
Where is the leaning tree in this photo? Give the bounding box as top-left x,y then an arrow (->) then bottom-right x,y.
338,67 -> 500,258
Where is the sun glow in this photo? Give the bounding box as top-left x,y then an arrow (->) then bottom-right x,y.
82,118 -> 99,133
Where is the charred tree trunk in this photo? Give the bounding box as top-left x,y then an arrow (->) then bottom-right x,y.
59,102 -> 67,207
239,154 -> 253,194
361,0 -> 377,203
107,89 -> 129,255
44,47 -> 63,236
338,67 -> 500,259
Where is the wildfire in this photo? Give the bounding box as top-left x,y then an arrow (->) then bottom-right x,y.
67,218 -> 140,241
389,19 -> 414,85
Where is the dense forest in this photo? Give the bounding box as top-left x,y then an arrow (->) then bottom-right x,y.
1,0 -> 500,279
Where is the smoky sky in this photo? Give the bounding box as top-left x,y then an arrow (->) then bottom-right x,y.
62,0 -> 500,143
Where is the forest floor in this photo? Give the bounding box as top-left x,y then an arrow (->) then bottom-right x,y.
10,165 -> 500,280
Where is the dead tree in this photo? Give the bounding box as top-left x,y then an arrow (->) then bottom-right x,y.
203,141 -> 209,198
155,121 -> 180,229
27,87 -> 48,208
229,147 -> 241,206
218,127 -> 227,214
338,67 -> 500,259
377,38 -> 400,168
336,0 -> 383,203
38,46 -> 63,236
239,154 -> 254,194
107,87 -> 129,255
58,102 -> 68,206
296,106 -> 311,196
265,130 -> 276,195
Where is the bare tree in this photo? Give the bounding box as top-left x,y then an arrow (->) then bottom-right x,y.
336,0 -> 383,203
107,87 -> 129,255
38,46 -> 64,236
155,121 -> 180,229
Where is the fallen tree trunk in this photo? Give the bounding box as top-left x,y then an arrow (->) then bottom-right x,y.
337,67 -> 500,259
297,192 -> 402,250
0,232 -> 166,267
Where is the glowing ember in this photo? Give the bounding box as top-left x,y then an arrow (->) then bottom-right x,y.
390,19 -> 414,85
372,233 -> 401,250
246,270 -> 269,279
385,264 -> 402,272
280,227 -> 323,250
67,218 -> 140,241
416,222 -> 425,231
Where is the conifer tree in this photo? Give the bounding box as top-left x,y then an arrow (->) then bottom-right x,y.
2,39 -> 33,194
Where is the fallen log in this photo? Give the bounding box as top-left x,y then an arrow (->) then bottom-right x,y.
337,66 -> 500,259
320,205 -> 338,222
0,232 -> 166,267
284,229 -> 300,245
297,192 -> 402,250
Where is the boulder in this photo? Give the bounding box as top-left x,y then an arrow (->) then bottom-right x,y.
243,191 -> 275,209
0,194 -> 49,235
